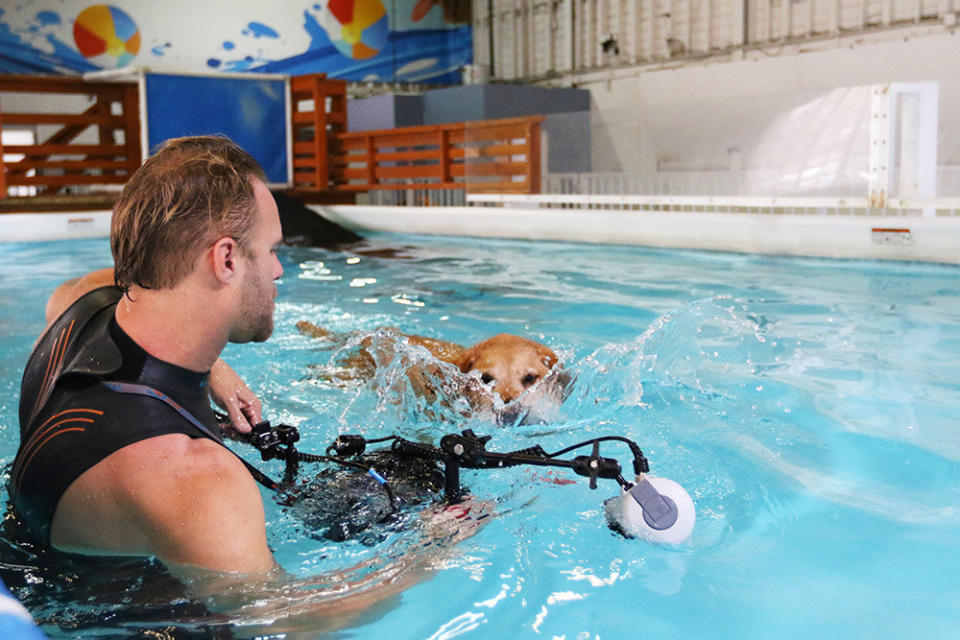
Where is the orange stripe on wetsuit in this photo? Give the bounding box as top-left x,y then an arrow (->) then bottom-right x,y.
13,408 -> 103,490
29,319 -> 76,424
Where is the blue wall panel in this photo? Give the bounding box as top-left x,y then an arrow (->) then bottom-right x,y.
145,73 -> 289,184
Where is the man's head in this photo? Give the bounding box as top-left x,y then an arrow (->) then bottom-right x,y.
111,135 -> 268,293
112,135 -> 283,343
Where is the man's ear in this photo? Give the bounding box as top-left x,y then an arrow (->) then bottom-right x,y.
210,236 -> 240,284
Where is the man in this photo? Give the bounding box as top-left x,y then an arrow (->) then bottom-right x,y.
13,135 -> 286,573
10,136 -> 486,633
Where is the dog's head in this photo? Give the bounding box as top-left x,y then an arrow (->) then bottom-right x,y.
452,334 -> 568,424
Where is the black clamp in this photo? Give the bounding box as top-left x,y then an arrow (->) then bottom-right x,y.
249,420 -> 300,462
571,441 -> 622,489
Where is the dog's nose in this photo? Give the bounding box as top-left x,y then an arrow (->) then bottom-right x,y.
496,385 -> 522,404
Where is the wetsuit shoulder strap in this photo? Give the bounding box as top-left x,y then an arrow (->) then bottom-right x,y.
101,381 -> 280,492
21,286 -> 124,428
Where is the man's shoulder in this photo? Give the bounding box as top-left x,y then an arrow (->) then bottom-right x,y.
53,433 -> 272,570
106,433 -> 250,488
75,433 -> 262,539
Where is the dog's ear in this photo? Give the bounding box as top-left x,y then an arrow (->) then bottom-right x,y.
453,346 -> 477,373
535,343 -> 559,368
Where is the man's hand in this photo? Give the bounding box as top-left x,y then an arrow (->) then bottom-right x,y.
209,358 -> 262,434
420,497 -> 493,548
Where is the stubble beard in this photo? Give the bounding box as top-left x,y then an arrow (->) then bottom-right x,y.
232,268 -> 275,343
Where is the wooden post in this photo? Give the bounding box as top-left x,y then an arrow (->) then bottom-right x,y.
311,74 -> 329,190
122,82 -> 141,176
439,129 -> 451,184
365,135 -> 376,187
323,78 -> 346,191
0,105 -> 6,198
526,118 -> 542,193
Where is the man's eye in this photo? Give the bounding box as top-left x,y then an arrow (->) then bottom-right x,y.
522,373 -> 539,387
481,373 -> 494,384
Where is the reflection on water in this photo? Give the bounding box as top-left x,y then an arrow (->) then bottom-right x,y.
0,501 -> 233,638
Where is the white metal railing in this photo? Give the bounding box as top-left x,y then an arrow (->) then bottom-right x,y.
546,167 -> 960,199
358,188 -> 467,207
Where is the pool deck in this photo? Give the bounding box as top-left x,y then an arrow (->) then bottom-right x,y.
4,202 -> 960,265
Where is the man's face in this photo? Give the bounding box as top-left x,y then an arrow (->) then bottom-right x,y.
231,179 -> 283,343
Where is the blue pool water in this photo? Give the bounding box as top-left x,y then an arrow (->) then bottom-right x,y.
0,234 -> 958,638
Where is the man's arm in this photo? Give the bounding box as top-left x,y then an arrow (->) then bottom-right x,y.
178,495 -> 492,635
54,433 -> 489,630
131,438 -> 276,573
51,434 -> 275,574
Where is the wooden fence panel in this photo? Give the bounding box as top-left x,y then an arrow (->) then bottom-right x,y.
0,73 -> 141,197
1,72 -> 545,203
326,115 -> 544,194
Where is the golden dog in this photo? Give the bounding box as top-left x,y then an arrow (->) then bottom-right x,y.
296,321 -> 567,425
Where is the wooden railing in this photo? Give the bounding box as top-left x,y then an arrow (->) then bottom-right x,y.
0,74 -> 140,197
290,73 -> 347,192
0,72 -> 543,204
328,116 -> 543,194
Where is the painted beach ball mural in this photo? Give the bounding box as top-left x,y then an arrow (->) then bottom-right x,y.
323,0 -> 390,60
73,5 -> 140,68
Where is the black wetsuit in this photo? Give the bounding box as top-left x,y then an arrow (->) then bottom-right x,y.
11,286 -> 224,544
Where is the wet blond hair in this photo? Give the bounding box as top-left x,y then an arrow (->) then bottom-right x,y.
111,135 -> 267,292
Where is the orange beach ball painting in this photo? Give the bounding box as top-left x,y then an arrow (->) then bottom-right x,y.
73,5 -> 140,68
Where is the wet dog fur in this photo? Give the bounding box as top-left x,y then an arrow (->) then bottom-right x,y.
296,322 -> 567,425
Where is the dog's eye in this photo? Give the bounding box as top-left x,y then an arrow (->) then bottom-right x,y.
522,373 -> 539,387
480,373 -> 494,385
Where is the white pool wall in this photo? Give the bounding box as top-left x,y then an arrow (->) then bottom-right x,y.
313,205 -> 960,265
0,211 -> 112,243
3,205 -> 959,265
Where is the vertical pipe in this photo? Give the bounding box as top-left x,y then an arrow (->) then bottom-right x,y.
137,71 -> 149,164
284,77 -> 293,187
571,0 -> 577,73
704,0 -> 711,52
743,0 -> 749,45
488,0 -> 496,78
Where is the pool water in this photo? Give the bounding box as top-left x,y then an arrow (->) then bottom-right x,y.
1,234 -> 958,638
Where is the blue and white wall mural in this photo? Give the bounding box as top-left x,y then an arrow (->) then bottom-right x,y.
0,0 -> 472,83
